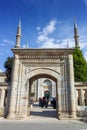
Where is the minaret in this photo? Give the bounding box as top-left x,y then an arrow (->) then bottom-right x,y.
67,40 -> 69,48
15,19 -> 21,48
74,20 -> 80,48
26,42 -> 28,48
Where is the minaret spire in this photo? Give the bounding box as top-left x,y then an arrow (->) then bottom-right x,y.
74,19 -> 80,48
74,19 -> 77,28
15,18 -> 21,48
26,42 -> 28,48
67,40 -> 69,48
18,18 -> 21,27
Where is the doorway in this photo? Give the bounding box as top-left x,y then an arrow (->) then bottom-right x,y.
28,75 -> 57,119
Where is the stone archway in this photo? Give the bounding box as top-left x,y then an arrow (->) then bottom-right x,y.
7,48 -> 76,119
27,73 -> 58,117
24,67 -> 60,111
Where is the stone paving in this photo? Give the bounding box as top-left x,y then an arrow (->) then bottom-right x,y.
0,104 -> 87,124
27,106 -> 87,124
0,106 -> 87,130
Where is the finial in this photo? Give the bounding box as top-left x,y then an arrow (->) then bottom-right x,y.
67,40 -> 69,48
18,17 -> 21,27
74,18 -> 77,28
26,42 -> 28,48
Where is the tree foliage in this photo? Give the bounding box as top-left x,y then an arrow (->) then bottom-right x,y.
4,57 -> 13,82
73,48 -> 87,82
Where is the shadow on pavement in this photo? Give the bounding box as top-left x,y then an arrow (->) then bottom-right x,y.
30,109 -> 57,118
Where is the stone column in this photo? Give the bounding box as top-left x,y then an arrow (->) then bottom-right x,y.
15,63 -> 22,114
57,79 -> 62,118
79,89 -> 85,106
0,89 -> 5,107
68,54 -> 76,118
7,54 -> 20,119
76,89 -> 79,106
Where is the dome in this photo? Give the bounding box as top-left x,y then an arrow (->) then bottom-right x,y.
43,79 -> 52,87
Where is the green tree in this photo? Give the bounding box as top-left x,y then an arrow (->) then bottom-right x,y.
4,57 -> 13,82
73,48 -> 87,82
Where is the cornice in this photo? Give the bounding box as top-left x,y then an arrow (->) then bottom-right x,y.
12,48 -> 74,55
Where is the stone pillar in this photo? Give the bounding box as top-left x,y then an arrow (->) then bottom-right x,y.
57,79 -> 62,118
79,89 -> 85,106
76,89 -> 79,106
0,89 -> 5,107
15,63 -> 22,114
68,54 -> 76,118
7,54 -> 20,119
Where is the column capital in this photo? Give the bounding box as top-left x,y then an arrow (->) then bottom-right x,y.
14,54 -> 19,59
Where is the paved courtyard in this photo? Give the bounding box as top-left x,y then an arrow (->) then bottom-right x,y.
0,118 -> 87,130
0,105 -> 87,130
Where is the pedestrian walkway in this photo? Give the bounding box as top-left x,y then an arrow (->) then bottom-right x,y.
0,102 -> 87,124
28,102 -> 58,122
27,102 -> 87,123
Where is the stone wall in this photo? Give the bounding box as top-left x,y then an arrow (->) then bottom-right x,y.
0,72 -> 6,82
0,72 -> 8,116
75,82 -> 87,117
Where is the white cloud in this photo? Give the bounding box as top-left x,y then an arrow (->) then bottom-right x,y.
37,35 -> 47,42
80,41 -> 87,49
38,38 -> 74,48
37,19 -> 74,48
38,19 -> 57,37
3,39 -> 9,43
0,69 -> 3,72
37,19 -> 87,62
79,36 -> 87,61
80,36 -> 87,49
83,51 -> 87,61
3,39 -> 14,45
84,0 -> 87,6
22,43 -> 30,48
42,20 -> 57,36
22,44 -> 27,48
37,19 -> 58,45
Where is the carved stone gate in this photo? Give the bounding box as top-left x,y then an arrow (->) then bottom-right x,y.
6,48 -> 76,119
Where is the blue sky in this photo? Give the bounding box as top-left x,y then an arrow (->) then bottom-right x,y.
0,0 -> 87,72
